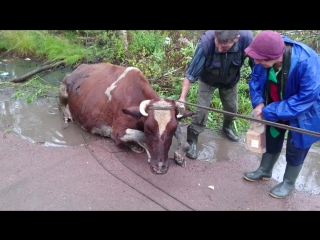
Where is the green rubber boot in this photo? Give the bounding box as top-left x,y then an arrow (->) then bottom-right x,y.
186,126 -> 199,159
244,152 -> 281,181
222,119 -> 239,142
269,164 -> 303,199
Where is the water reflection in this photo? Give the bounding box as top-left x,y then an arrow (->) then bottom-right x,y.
0,57 -> 72,86
0,97 -> 92,147
272,153 -> 320,194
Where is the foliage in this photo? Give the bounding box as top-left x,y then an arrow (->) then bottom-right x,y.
277,30 -> 320,53
9,76 -> 59,103
126,30 -> 196,82
81,30 -> 126,64
0,30 -> 87,65
128,30 -> 167,55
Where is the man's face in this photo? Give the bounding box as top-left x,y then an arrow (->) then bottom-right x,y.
215,35 -> 240,53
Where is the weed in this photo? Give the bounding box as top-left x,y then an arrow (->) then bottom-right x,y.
11,76 -> 59,103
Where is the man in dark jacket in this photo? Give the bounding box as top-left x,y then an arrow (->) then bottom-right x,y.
178,30 -> 254,159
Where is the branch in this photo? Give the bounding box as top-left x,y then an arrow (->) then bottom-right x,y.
9,60 -> 65,83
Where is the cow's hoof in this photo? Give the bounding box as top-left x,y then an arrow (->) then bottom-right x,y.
174,152 -> 186,167
63,116 -> 73,123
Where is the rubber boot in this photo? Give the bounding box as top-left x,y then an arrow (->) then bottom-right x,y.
222,119 -> 239,142
186,126 -> 199,159
244,152 -> 281,181
269,164 -> 303,199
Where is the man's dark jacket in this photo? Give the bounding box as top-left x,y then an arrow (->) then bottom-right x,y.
200,30 -> 254,88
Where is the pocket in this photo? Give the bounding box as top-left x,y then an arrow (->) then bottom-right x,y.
229,59 -> 242,73
209,61 -> 220,75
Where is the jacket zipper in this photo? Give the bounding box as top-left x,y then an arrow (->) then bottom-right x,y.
222,52 -> 227,80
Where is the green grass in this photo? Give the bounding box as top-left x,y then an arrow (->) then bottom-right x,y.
0,30 -> 86,65
0,76 -> 59,103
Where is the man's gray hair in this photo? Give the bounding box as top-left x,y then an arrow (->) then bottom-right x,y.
214,30 -> 239,43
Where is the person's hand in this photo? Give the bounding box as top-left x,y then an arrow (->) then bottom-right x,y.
254,103 -> 265,119
176,101 -> 185,111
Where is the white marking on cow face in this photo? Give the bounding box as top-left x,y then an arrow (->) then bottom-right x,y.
105,67 -> 140,101
153,99 -> 172,136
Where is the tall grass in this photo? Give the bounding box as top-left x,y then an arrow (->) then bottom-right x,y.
0,30 -> 86,65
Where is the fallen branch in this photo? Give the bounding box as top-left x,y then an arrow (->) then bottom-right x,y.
9,60 -> 65,83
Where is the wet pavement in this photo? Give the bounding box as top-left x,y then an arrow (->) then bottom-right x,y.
1,121 -> 319,210
0,56 -> 319,210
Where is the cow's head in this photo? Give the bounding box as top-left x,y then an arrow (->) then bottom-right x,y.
123,98 -> 193,174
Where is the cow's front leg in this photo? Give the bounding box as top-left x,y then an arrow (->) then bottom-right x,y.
119,129 -> 151,163
58,78 -> 74,123
60,104 -> 73,123
91,125 -> 112,137
174,124 -> 190,167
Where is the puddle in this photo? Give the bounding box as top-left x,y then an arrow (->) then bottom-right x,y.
176,125 -> 320,195
0,56 -> 89,146
0,96 -> 94,147
0,56 -> 319,195
0,56 -> 72,86
272,152 -> 320,194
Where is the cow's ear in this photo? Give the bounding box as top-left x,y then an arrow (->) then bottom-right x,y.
122,107 -> 143,119
178,109 -> 194,119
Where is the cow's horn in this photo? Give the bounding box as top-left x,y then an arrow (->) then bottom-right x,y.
139,100 -> 151,116
177,112 -> 183,118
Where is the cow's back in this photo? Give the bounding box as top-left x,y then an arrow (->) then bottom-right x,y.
64,63 -> 157,131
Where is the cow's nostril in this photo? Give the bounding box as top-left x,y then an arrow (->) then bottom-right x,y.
151,165 -> 168,175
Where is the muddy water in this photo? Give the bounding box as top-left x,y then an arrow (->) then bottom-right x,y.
0,93 -> 94,147
0,56 -> 319,195
0,56 -> 91,146
0,57 -> 71,86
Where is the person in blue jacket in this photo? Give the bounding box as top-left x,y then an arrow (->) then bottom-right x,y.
244,30 -> 320,199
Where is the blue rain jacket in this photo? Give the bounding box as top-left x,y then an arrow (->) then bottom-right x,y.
248,36 -> 320,149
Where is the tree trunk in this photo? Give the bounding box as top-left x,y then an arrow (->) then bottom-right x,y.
118,30 -> 128,52
10,60 -> 65,83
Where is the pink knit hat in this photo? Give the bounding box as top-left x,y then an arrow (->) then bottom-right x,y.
244,30 -> 285,60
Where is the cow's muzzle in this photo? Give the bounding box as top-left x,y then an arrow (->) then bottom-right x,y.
150,161 -> 169,175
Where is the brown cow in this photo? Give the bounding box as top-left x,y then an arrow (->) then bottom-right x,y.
59,63 -> 193,174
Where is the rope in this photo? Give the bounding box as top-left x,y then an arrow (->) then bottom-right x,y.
176,100 -> 320,138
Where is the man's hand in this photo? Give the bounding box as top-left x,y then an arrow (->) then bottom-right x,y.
176,100 -> 185,111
